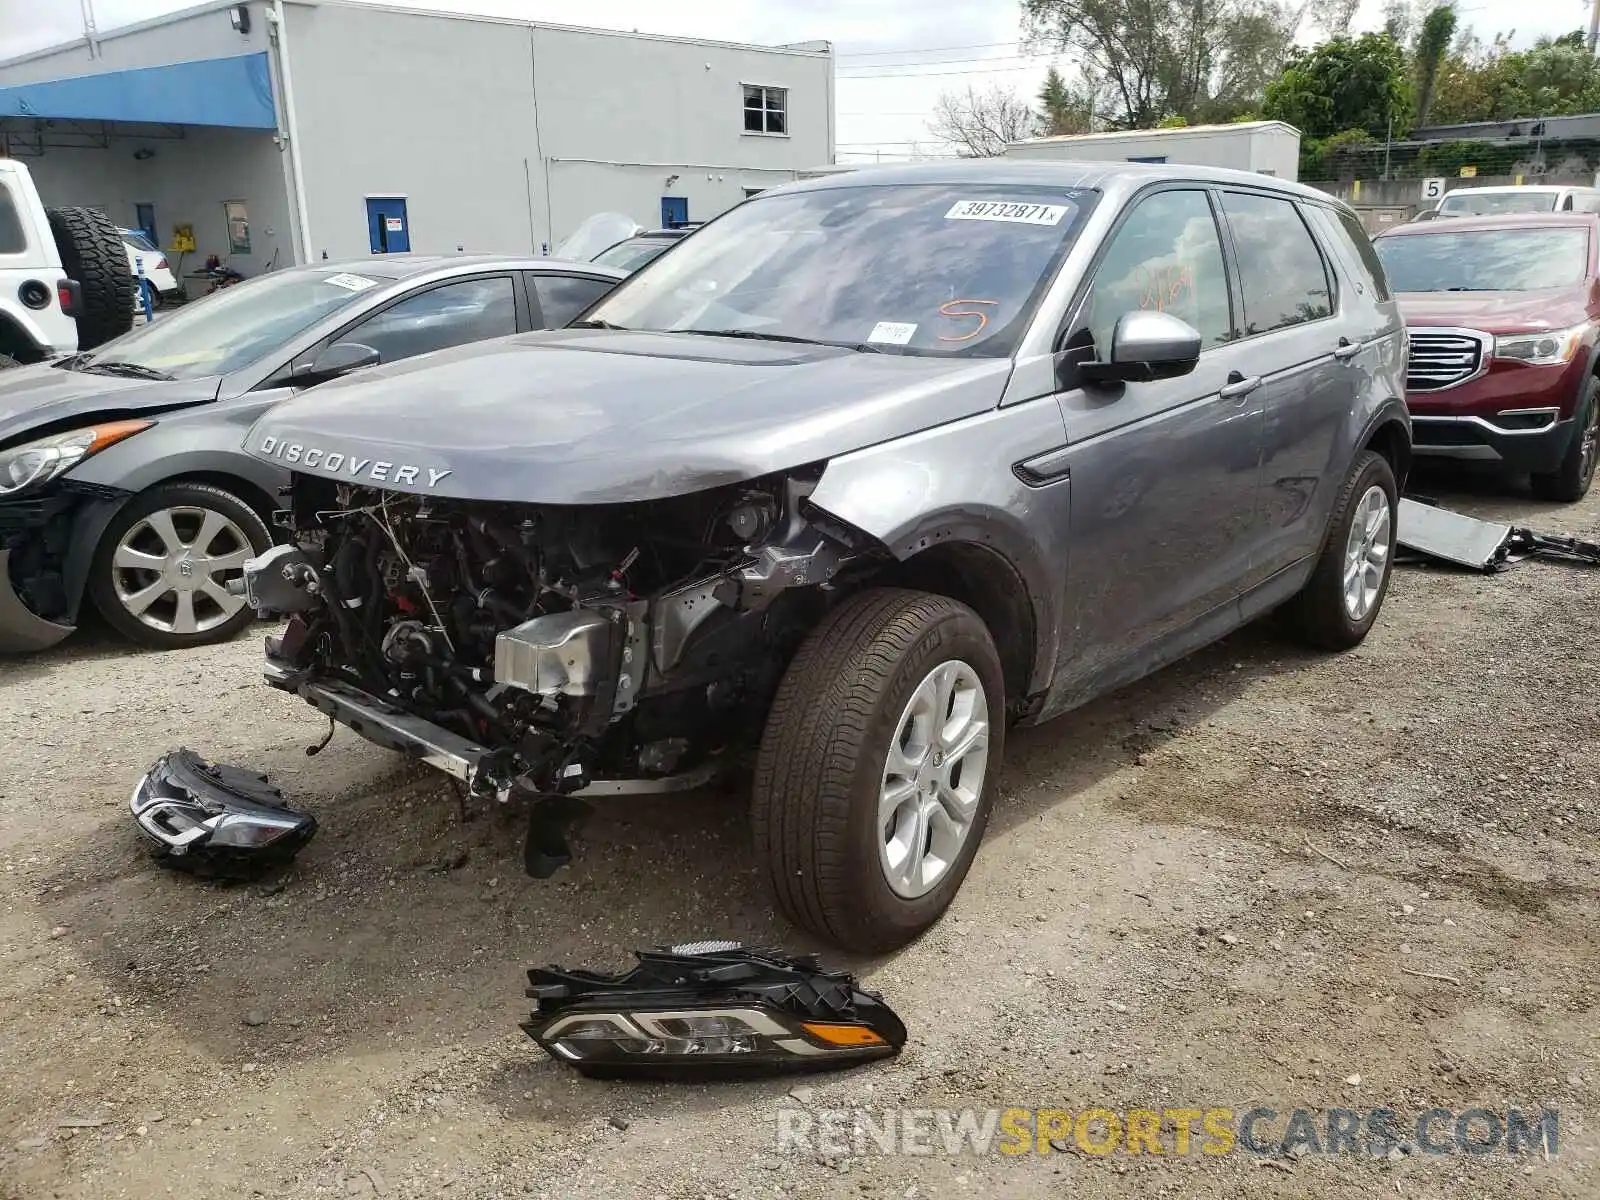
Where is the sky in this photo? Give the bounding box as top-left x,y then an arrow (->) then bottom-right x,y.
0,0 -> 1588,159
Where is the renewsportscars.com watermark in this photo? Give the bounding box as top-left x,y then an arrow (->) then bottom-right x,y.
776,1106 -> 1560,1159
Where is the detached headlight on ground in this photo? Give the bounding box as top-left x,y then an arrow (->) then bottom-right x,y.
0,419 -> 151,497
521,943 -> 907,1079
129,748 -> 317,879
1493,325 -> 1588,366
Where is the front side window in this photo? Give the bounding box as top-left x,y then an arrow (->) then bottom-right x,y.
743,85 -> 787,135
0,181 -> 26,255
70,267 -> 395,380
1220,191 -> 1333,335
580,182 -> 1097,358
1079,188 -> 1234,353
342,276 -> 517,362
1373,227 -> 1590,292
535,274 -> 617,326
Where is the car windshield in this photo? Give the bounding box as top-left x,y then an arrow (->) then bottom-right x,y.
71,267 -> 393,380
1438,191 -> 1559,216
593,236 -> 678,272
581,182 -> 1097,356
1374,227 -> 1590,291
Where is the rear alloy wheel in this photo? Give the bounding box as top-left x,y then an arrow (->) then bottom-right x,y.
89,483 -> 271,649
1530,374 -> 1600,503
751,588 -> 1005,953
1282,450 -> 1398,651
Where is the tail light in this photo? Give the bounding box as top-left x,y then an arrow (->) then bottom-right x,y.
522,943 -> 907,1079
157,257 -> 169,271
57,279 -> 83,317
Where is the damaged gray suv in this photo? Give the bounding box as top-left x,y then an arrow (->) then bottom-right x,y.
240,163 -> 1410,952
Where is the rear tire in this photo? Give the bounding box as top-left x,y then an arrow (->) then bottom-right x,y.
46,206 -> 134,350
1530,374 -> 1599,503
1281,450 -> 1397,651
89,482 -> 272,651
751,588 -> 1005,953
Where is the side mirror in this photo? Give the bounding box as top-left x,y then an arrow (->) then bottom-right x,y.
296,341 -> 380,382
1080,311 -> 1202,385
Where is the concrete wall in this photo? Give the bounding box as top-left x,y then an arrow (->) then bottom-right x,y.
281,2 -> 545,261
531,23 -> 832,240
281,2 -> 832,260
1006,124 -> 1301,181
0,1 -> 270,83
19,128 -> 292,277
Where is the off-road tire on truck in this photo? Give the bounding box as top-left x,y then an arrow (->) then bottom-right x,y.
751,588 -> 1006,953
88,482 -> 272,650
46,206 -> 134,350
1281,450 -> 1398,651
1530,374 -> 1600,503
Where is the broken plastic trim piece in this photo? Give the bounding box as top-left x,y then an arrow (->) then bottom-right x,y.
129,749 -> 317,880
520,944 -> 907,1079
1397,497 -> 1600,572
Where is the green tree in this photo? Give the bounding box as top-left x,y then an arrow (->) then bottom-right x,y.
1021,0 -> 1307,129
1412,4 -> 1457,127
1262,33 -> 1412,140
1425,29 -> 1600,124
1037,64 -> 1096,134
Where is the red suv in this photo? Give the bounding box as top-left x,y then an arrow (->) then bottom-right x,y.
1373,213 -> 1600,501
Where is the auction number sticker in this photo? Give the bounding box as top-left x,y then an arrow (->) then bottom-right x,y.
945,199 -> 1070,225
323,272 -> 378,292
867,321 -> 918,345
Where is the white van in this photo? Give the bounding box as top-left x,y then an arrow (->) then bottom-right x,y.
1434,184 -> 1600,217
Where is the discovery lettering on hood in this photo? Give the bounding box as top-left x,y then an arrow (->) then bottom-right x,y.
257,436 -> 452,488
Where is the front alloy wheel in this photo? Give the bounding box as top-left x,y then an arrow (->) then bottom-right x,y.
752,588 -> 1006,953
1341,484 -> 1391,623
90,482 -> 272,649
879,660 -> 991,899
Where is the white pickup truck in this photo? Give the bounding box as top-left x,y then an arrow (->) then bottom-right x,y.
0,158 -> 134,367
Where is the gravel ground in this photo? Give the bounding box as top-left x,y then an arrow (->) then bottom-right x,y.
2,466 -> 1598,1200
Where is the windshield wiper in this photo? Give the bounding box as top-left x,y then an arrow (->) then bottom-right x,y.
569,318 -> 631,330
78,360 -> 177,381
671,328 -> 886,353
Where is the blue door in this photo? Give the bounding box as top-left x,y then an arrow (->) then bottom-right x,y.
365,197 -> 411,253
134,203 -> 156,244
660,196 -> 689,228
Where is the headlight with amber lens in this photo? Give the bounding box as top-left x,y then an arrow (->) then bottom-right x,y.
522,944 -> 907,1079
1494,325 -> 1588,366
0,420 -> 152,497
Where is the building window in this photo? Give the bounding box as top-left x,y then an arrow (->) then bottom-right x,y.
743,85 -> 787,135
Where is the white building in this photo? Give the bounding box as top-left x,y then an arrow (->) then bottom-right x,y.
1006,121 -> 1300,181
0,0 -> 834,276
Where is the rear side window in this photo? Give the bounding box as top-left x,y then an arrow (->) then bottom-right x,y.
0,182 -> 26,255
535,274 -> 617,327
1331,208 -> 1393,301
1219,191 -> 1333,335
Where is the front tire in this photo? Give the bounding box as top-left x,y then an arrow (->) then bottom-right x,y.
1282,450 -> 1397,651
1530,375 -> 1600,503
88,482 -> 271,650
751,588 -> 1005,953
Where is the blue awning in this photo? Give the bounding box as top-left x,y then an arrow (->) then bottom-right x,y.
0,52 -> 277,129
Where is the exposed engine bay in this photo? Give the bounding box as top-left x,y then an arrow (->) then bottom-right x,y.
247,468 -> 870,812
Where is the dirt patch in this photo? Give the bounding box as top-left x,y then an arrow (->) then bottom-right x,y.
2,471 -> 1599,1199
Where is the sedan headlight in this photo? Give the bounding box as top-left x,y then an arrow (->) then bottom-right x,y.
1494,324 -> 1589,366
0,420 -> 151,497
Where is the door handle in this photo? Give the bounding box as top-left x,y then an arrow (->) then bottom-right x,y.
1333,338 -> 1364,361
1219,371 -> 1261,400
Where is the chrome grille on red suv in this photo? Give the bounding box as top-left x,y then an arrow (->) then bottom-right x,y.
1406,330 -> 1486,392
